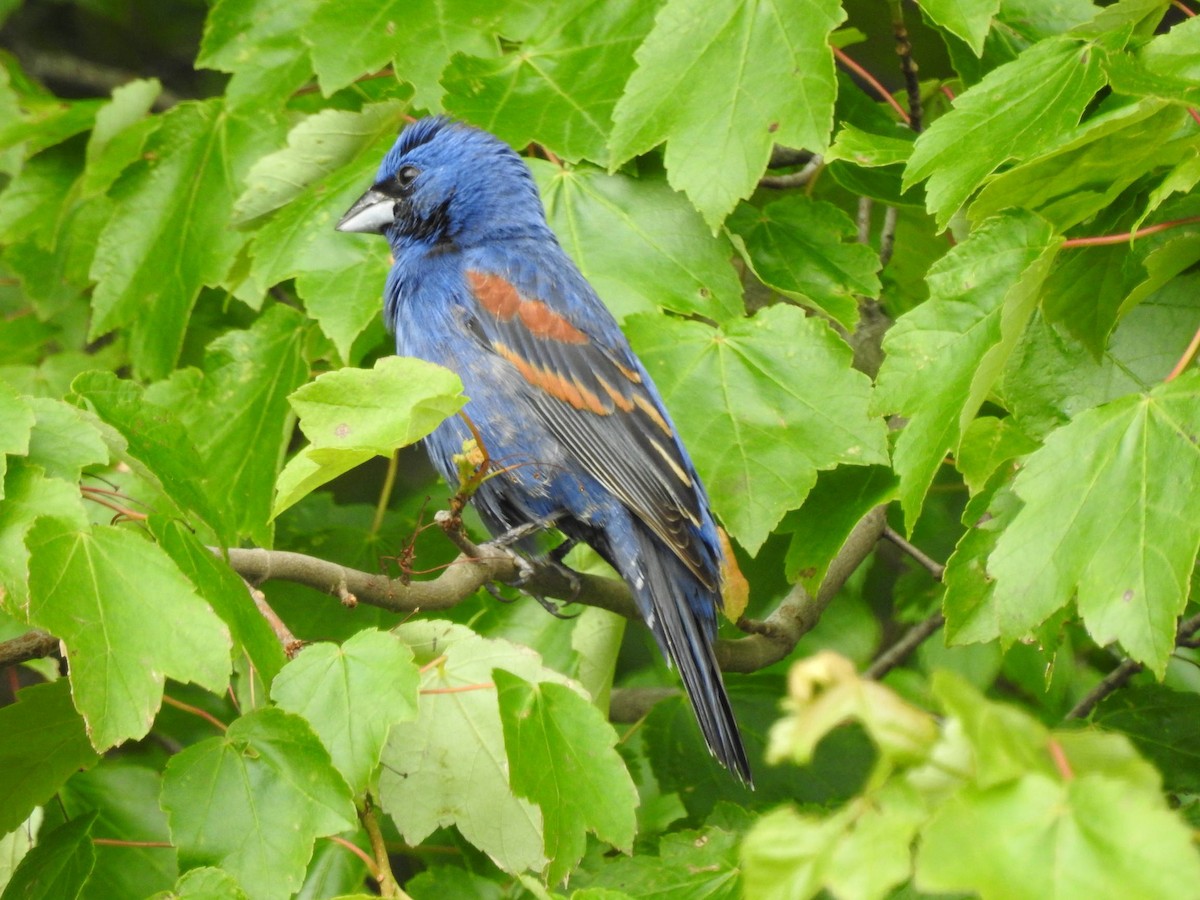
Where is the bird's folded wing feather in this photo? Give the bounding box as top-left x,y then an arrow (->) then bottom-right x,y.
463,267 -> 716,589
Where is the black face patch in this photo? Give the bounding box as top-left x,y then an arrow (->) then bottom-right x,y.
395,191 -> 455,245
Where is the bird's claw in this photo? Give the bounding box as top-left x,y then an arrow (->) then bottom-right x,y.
481,538 -> 582,618
485,542 -> 536,585
531,593 -> 581,619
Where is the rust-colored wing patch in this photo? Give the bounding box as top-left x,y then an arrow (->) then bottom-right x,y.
468,270 -> 587,344
493,340 -> 610,416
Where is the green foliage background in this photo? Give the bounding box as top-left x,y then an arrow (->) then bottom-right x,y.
1,0 -> 1200,897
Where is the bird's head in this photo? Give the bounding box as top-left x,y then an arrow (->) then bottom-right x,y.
336,117 -> 550,251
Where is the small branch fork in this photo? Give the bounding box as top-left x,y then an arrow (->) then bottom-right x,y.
1065,611 -> 1200,721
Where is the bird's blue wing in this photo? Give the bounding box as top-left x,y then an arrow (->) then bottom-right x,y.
461,263 -> 720,590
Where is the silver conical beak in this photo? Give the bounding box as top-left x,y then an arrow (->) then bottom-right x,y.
336,188 -> 396,234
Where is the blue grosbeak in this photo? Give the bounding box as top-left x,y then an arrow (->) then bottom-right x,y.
338,117 -> 750,784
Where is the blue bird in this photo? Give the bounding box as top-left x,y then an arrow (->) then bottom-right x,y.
337,117 -> 750,783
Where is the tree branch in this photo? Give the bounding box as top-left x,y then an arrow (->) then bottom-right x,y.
865,613 -> 945,680
758,155 -> 823,190
1065,610 -> 1200,720
881,525 -> 945,580
221,505 -> 887,676
0,630 -> 59,669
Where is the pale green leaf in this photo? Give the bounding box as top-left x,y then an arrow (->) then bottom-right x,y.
874,211 -> 1060,529
60,763 -> 177,898
158,867 -> 249,900
0,809 -> 40,897
24,398 -> 108,484
88,100 -> 285,379
290,356 -> 465,453
443,0 -> 657,164
272,446 -> 374,519
379,620 -> 584,875
148,306 -> 309,546
920,0 -> 1001,55
198,0 -> 318,110
904,37 -> 1106,228
25,521 -> 232,750
79,78 -> 161,198
0,681 -> 99,835
916,773 -> 1200,899
1,811 -> 96,900
984,374 -> 1200,675
728,195 -> 881,327
307,0 -> 521,110
151,518 -> 288,686
71,371 -> 231,543
742,783 -> 923,900
233,101 -> 408,225
271,628 -> 420,796
767,652 -> 938,767
161,708 -> 357,900
610,0 -> 846,229
495,670 -> 637,885
627,305 -> 887,553
955,416 -> 1038,495
825,122 -> 915,167
971,99 -> 1193,231
533,161 -> 743,322
0,462 -> 88,609
276,356 -> 462,515
932,671 -> 1051,786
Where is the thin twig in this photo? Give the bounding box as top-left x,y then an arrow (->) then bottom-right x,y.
161,695 -> 227,732
421,683 -> 495,694
1047,738 -> 1075,781
879,205 -> 899,268
881,525 -> 945,580
1165,323 -> 1200,381
1061,215 -> 1200,247
889,0 -> 922,133
832,46 -> 911,124
759,154 -> 824,189
361,797 -> 407,899
857,196 -> 873,244
371,451 -> 400,538
865,613 -> 945,680
244,579 -> 304,657
1066,611 -> 1200,719
325,835 -> 380,879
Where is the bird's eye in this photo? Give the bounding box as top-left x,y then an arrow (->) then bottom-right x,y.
395,166 -> 420,189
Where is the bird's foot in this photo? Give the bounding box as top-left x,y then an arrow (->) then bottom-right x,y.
480,536 -> 582,619
484,542 -> 537,586
529,592 -> 581,620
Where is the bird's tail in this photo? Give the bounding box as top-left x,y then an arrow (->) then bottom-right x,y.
618,523 -> 752,786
